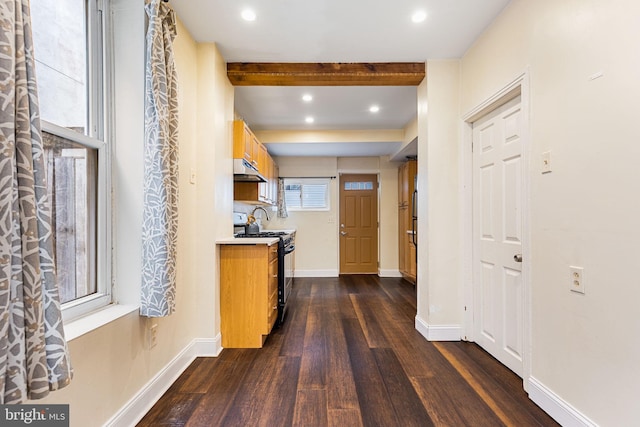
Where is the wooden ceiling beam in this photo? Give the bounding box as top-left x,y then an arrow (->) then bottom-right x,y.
227,62 -> 426,86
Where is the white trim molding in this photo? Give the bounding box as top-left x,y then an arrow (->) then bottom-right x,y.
415,315 -> 461,341
294,269 -> 339,278
105,335 -> 222,427
378,269 -> 403,278
528,377 -> 597,427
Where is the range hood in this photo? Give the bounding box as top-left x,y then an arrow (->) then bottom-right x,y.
233,158 -> 266,182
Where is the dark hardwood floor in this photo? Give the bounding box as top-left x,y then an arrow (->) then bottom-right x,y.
138,275 -> 559,427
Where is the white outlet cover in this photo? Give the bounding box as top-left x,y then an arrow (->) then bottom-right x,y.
569,266 -> 585,294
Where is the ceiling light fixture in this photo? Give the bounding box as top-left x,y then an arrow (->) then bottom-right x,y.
241,9 -> 256,21
302,94 -> 313,102
305,116 -> 315,124
411,10 -> 427,23
369,105 -> 380,113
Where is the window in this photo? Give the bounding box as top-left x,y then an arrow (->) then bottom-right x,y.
344,181 -> 374,190
284,179 -> 330,211
31,0 -> 111,320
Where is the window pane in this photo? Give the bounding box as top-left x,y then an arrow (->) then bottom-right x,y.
285,185 -> 301,208
43,132 -> 97,303
32,0 -> 88,134
302,184 -> 327,208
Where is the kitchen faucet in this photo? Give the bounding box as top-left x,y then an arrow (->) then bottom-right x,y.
251,206 -> 271,221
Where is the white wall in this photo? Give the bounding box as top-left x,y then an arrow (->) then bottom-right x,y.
36,5 -> 235,425
460,0 -> 640,425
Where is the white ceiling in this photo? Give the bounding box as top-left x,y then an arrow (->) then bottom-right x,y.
171,0 -> 511,158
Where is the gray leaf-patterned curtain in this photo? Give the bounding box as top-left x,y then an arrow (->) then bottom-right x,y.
277,178 -> 288,218
0,0 -> 72,403
141,0 -> 179,317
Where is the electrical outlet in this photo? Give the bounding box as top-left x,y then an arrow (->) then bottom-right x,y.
149,323 -> 158,348
569,266 -> 585,294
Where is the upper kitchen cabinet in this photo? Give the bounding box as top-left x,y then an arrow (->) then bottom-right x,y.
233,120 -> 265,171
233,120 -> 278,205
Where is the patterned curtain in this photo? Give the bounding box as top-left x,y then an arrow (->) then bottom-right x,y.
0,0 -> 72,403
140,0 -> 179,317
277,178 -> 288,218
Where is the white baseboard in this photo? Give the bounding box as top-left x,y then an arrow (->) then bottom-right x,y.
294,269 -> 339,278
527,377 -> 597,427
378,269 -> 402,278
105,334 -> 222,427
415,315 -> 461,341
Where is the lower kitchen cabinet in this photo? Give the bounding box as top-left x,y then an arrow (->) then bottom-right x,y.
220,242 -> 278,348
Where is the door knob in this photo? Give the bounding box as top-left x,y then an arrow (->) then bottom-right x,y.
340,231 -> 347,236
514,254 -> 523,263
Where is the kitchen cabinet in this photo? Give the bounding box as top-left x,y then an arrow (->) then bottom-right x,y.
398,160 -> 417,283
235,154 -> 278,205
220,242 -> 279,348
233,120 -> 279,205
233,120 -> 256,166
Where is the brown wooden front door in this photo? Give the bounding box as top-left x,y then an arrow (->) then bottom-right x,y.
339,174 -> 378,274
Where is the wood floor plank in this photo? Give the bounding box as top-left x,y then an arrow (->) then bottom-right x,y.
327,408 -> 364,427
342,317 -> 401,426
435,342 -> 559,427
350,294 -> 390,348
185,352 -> 259,426
277,279 -> 310,358
137,392 -> 203,427
324,293 -> 360,410
292,389 -> 328,426
139,276 -> 559,427
372,348 -> 435,427
453,342 -> 557,426
297,305 -> 328,390
411,376 -> 471,426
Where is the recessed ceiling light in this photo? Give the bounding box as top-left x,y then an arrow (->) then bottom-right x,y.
305,116 -> 315,124
369,105 -> 380,113
302,94 -> 313,102
411,10 -> 427,23
241,9 -> 256,21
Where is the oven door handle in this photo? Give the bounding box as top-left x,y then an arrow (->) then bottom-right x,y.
284,245 -> 295,254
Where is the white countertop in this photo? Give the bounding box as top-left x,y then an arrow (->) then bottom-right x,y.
216,236 -> 279,245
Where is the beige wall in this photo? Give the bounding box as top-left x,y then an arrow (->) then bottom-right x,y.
37,5 -> 235,425
416,60 -> 462,329
459,0 -> 640,425
267,156 -> 400,276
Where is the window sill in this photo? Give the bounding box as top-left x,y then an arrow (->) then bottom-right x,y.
64,304 -> 139,342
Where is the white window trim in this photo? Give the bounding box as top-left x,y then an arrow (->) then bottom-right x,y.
42,120 -> 112,323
